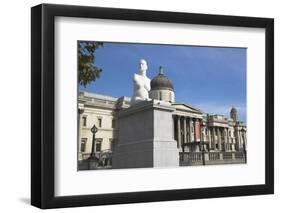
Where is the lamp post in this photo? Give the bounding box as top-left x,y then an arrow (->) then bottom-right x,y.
241,128 -> 247,163
87,124 -> 99,169
201,123 -> 206,166
90,124 -> 98,158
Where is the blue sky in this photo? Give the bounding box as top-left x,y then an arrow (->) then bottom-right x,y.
79,42 -> 246,122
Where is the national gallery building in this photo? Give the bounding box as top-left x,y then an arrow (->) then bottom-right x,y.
78,69 -> 247,169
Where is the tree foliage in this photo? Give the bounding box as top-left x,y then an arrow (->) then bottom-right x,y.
78,41 -> 103,87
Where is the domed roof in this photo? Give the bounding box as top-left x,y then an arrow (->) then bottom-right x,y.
230,107 -> 237,113
151,67 -> 174,91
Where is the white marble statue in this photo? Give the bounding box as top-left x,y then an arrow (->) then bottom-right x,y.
131,59 -> 151,105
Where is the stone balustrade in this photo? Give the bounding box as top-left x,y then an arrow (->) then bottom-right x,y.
180,151 -> 246,166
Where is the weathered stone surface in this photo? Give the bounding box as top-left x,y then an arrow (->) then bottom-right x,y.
112,100 -> 179,169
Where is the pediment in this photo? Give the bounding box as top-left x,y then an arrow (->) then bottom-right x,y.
172,103 -> 202,114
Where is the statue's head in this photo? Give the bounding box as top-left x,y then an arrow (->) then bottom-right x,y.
139,59 -> 148,75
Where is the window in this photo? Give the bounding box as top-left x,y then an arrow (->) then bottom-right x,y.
95,138 -> 103,152
82,116 -> 87,126
109,138 -> 114,151
96,143 -> 101,152
112,119 -> 115,128
159,91 -> 162,100
80,138 -> 87,152
98,118 -> 102,127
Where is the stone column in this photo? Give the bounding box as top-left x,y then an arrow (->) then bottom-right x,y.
183,117 -> 187,144
198,119 -> 201,145
201,126 -> 204,144
193,118 -> 197,142
227,129 -> 229,151
236,128 -> 241,150
226,128 -> 229,151
238,131 -> 241,151
223,128 -> 227,151
208,128 -> 212,150
189,118 -> 192,143
243,130 -> 247,148
177,116 -> 181,149
218,127 -> 224,160
210,127 -> 212,150
241,131 -> 245,149
229,129 -> 232,151
217,127 -> 222,151
212,127 -> 216,150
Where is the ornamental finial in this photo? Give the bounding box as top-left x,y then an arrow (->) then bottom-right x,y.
159,66 -> 164,75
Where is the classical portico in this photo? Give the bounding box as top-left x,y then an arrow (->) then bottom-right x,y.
173,117 -> 201,152
172,105 -> 247,165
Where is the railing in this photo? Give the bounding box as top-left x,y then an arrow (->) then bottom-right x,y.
180,151 -> 246,166
223,152 -> 233,160
80,153 -> 91,160
235,152 -> 244,159
79,150 -> 113,170
209,152 -> 220,160
80,150 -> 246,169
181,152 -> 202,162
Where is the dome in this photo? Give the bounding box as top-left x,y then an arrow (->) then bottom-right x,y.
230,107 -> 237,113
230,107 -> 238,121
150,67 -> 174,91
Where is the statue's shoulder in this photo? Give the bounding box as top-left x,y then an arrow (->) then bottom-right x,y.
133,74 -> 150,82
133,73 -> 141,81
145,76 -> 151,82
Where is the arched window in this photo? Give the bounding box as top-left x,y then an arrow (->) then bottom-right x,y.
159,91 -> 162,100
82,116 -> 87,126
98,118 -> 102,127
80,138 -> 87,152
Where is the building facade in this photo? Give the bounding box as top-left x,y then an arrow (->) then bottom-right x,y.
78,69 -> 247,169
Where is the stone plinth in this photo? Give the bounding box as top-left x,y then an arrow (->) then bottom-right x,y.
112,100 -> 179,169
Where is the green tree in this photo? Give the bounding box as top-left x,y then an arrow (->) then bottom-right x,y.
78,41 -> 103,87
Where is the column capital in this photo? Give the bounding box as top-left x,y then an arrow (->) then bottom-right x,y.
78,103 -> 85,114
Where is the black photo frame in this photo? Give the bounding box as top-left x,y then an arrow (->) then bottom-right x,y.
31,3 -> 274,209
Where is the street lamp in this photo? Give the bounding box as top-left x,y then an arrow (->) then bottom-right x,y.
201,123 -> 206,166
241,128 -> 247,163
87,124 -> 99,169
90,124 -> 98,158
